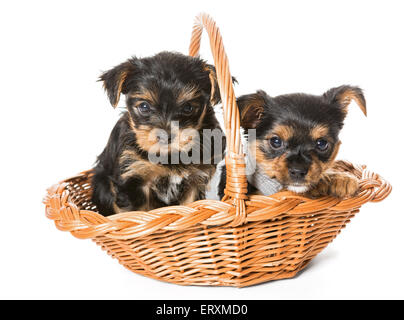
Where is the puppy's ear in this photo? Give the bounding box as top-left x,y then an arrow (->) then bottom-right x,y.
99,60 -> 135,108
323,85 -> 367,116
203,64 -> 237,106
237,90 -> 268,129
203,64 -> 221,106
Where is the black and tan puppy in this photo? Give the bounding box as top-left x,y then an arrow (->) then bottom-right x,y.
219,85 -> 366,199
92,52 -> 225,216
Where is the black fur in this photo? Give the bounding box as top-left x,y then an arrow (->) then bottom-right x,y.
92,52 -> 227,216
218,86 -> 366,196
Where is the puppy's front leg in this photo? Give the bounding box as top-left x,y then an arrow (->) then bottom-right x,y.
115,175 -> 147,211
308,170 -> 359,199
91,168 -> 117,216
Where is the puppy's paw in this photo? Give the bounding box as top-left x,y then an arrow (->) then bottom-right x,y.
307,172 -> 359,199
328,172 -> 359,198
307,178 -> 330,198
115,191 -> 131,208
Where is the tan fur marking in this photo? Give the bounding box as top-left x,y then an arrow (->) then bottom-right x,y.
120,149 -> 142,163
130,122 -> 200,154
141,185 -> 152,211
131,125 -> 158,152
176,85 -> 201,105
328,140 -> 341,164
240,98 -> 265,124
338,90 -> 367,116
106,71 -> 128,108
252,140 -> 289,184
129,87 -> 159,105
180,188 -> 198,205
196,105 -> 208,130
109,181 -> 121,214
268,125 -> 295,141
252,139 -> 342,191
121,160 -> 167,180
203,65 -> 219,105
126,115 -> 136,133
305,155 -> 326,187
310,125 -> 329,140
305,141 -> 340,187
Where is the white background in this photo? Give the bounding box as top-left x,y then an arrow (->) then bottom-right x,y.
0,0 -> 402,299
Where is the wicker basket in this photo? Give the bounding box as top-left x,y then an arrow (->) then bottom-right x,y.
44,13 -> 392,287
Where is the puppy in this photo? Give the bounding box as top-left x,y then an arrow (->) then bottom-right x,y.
218,85 -> 366,199
91,52 -> 226,216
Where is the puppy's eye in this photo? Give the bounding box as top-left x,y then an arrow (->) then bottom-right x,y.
316,138 -> 329,151
182,105 -> 194,115
137,102 -> 151,114
269,136 -> 283,149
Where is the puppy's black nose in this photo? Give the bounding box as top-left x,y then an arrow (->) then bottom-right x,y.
289,167 -> 308,180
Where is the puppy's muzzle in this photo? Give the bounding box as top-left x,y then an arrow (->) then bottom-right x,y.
287,150 -> 311,182
288,167 -> 308,180
157,132 -> 176,145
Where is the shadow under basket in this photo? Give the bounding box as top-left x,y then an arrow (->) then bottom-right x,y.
44,14 -> 392,287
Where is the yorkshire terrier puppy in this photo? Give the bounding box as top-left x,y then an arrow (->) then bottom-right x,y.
218,85 -> 366,199
92,51 -> 226,216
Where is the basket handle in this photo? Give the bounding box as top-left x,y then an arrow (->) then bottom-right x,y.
189,13 -> 248,225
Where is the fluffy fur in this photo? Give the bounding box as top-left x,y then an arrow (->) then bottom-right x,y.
219,85 -> 366,199
92,52 -> 226,216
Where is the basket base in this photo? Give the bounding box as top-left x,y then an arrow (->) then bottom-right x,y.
92,209 -> 357,287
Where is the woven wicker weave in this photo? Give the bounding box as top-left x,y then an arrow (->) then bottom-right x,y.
44,13 -> 392,287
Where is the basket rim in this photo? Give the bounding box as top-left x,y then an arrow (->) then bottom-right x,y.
44,160 -> 392,240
